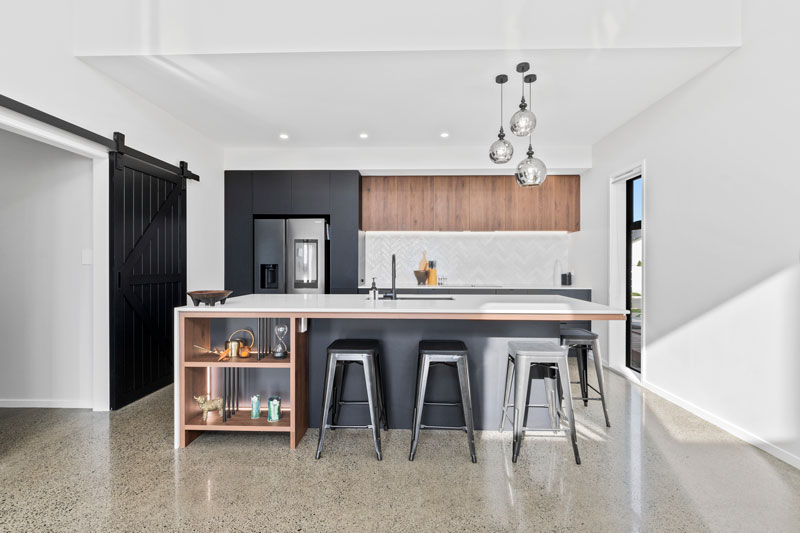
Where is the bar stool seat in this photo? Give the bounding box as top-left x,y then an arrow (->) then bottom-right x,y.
559,326 -> 610,427
316,339 -> 387,460
501,341 -> 580,464
410,340 -> 477,463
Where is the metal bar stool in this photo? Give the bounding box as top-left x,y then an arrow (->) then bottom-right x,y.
560,327 -> 610,427
500,341 -> 580,464
410,340 -> 477,463
316,339 -> 387,460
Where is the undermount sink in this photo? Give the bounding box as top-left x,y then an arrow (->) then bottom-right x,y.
396,296 -> 454,301
367,296 -> 455,301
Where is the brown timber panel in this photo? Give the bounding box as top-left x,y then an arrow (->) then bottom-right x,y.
468,176 -> 512,231
396,176 -> 435,230
433,176 -> 470,230
361,176 -> 398,230
362,174 -> 580,232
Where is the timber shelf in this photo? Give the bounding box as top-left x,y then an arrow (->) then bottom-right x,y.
178,315 -> 309,449
185,408 -> 292,432
184,352 -> 292,368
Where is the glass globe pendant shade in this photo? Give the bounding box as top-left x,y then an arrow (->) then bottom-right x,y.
510,107 -> 537,137
489,131 -> 514,164
515,147 -> 547,187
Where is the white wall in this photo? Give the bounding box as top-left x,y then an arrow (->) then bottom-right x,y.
571,1 -> 800,467
0,0 -> 225,292
0,129 -> 94,407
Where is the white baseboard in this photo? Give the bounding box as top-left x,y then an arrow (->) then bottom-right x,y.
0,398 -> 91,409
641,379 -> 800,470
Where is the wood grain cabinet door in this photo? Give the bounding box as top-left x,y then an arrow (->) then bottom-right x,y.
361,175 -> 398,230
469,175 -> 512,231
433,176 -> 470,230
396,176 -> 435,230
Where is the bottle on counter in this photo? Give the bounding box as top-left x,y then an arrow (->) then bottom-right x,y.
427,260 -> 438,286
370,277 -> 379,300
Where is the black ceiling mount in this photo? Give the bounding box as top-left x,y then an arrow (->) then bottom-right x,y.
495,74 -> 509,84
516,62 -> 530,73
524,74 -> 538,84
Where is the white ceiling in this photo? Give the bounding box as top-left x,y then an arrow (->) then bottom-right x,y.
76,0 -> 740,153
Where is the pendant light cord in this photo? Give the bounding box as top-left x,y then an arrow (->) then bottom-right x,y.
528,80 -> 533,153
500,82 -> 504,128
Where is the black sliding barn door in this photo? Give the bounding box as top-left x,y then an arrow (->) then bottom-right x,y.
110,153 -> 187,409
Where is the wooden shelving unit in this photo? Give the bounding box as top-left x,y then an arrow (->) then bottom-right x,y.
178,314 -> 309,449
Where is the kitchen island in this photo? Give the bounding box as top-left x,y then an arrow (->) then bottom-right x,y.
174,294 -> 626,449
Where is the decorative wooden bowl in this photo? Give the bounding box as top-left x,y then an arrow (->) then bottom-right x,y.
414,270 -> 429,285
187,290 -> 234,307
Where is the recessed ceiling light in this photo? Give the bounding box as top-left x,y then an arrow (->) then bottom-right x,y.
279,133 -> 289,140
440,132 -> 450,138
359,133 -> 369,139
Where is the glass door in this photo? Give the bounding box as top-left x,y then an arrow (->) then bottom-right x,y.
626,177 -> 643,372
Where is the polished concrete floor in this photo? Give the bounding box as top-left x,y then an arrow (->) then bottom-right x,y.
2,368 -> 799,532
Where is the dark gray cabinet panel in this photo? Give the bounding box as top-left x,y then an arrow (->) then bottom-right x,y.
224,171 -> 254,296
252,170 -> 291,214
291,171 -> 330,214
330,171 -> 361,291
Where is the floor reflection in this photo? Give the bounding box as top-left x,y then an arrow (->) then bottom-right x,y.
1,364 -> 799,531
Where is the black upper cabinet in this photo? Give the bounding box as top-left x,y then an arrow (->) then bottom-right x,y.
252,170 -> 291,214
330,171 -> 361,290
224,171 -> 254,296
291,171 -> 330,214
233,169 -> 361,293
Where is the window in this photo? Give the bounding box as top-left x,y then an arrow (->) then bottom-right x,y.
626,177 -> 643,372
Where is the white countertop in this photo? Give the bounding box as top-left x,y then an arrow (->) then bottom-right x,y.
357,283 -> 591,290
176,293 -> 625,317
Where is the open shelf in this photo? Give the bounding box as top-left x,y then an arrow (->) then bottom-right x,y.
185,352 -> 292,368
185,408 -> 292,432
179,315 -> 309,448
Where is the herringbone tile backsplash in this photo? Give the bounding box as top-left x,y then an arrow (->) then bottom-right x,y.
364,231 -> 569,287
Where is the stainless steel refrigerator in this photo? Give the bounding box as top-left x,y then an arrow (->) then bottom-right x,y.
254,218 -> 327,294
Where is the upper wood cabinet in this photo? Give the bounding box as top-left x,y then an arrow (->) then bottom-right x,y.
361,175 -> 580,232
433,176 -> 470,230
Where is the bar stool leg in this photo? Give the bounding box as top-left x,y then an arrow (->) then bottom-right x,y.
316,354 -> 338,459
556,357 -> 581,465
591,339 -> 611,427
331,361 -> 345,428
409,355 -> 430,461
362,354 -> 382,461
374,353 -> 389,430
512,358 -> 531,463
543,368 -> 559,430
574,346 -> 589,406
456,356 -> 477,463
500,355 -> 514,432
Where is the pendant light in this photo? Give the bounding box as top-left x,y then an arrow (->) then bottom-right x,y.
515,73 -> 547,187
489,74 -> 514,164
509,62 -> 537,137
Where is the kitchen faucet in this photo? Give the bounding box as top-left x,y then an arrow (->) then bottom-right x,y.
380,254 -> 397,299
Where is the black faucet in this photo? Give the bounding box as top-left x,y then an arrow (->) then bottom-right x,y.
381,254 -> 397,299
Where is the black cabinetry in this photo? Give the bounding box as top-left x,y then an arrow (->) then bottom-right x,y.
224,171 -> 254,296
224,170 -> 361,296
252,170 -> 291,214
291,171 -> 330,214
329,171 -> 360,292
